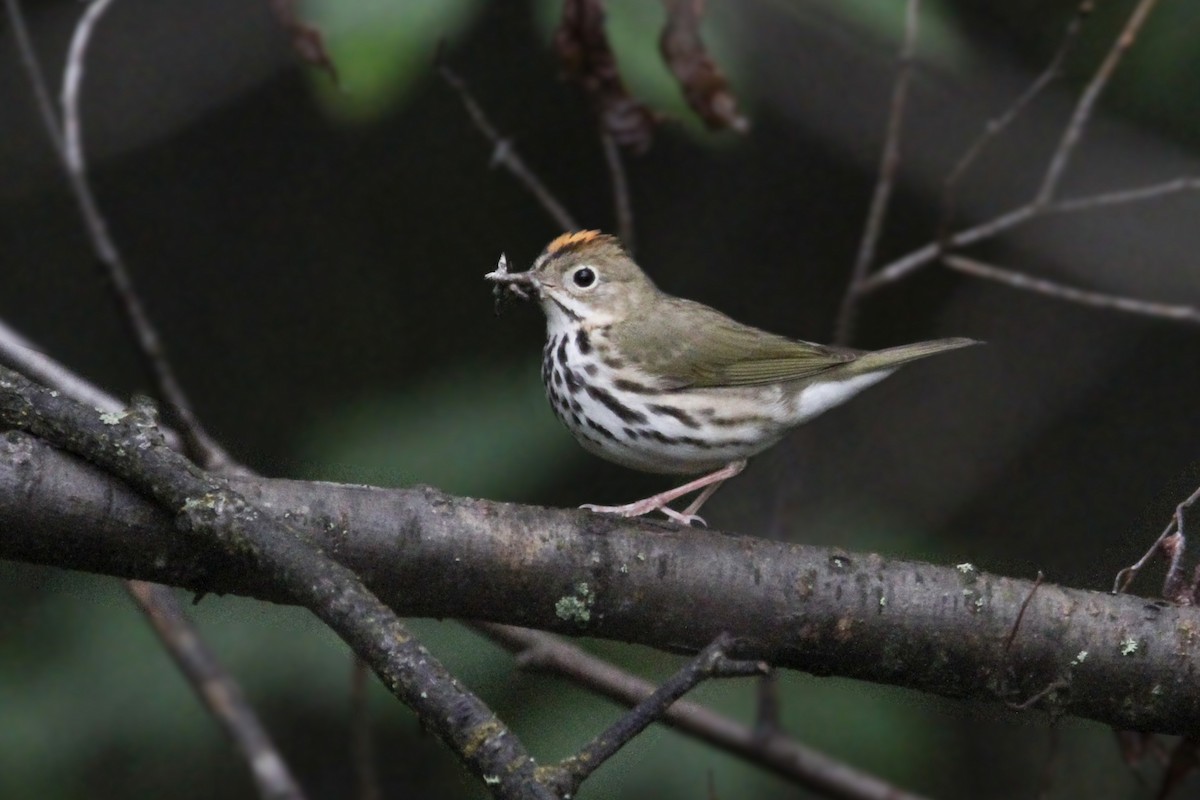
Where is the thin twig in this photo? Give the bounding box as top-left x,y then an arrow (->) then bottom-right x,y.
1035,0 -> 1162,205
1007,679 -> 1071,712
8,8 -> 300,796
943,255 -> 1200,324
350,656 -> 382,800
436,56 -> 579,233
473,623 -> 930,800
600,131 -> 635,251
860,177 -> 1200,292
0,319 -> 139,414
546,632 -> 766,796
1114,483 -> 1200,594
833,0 -> 920,345
40,0 -> 236,471
1004,570 -> 1044,653
4,0 -> 65,155
126,580 -> 307,800
939,2 -> 1089,244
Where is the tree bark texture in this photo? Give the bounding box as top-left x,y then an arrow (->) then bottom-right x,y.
1,430 -> 1193,735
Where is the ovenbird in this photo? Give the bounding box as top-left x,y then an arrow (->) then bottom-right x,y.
486,231 -> 977,526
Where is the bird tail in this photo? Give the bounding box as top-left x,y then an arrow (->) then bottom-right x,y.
852,337 -> 981,372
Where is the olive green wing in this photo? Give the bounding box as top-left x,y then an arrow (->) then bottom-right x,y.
613,298 -> 858,388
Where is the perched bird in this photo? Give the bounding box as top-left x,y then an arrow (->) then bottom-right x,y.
486,230 -> 977,526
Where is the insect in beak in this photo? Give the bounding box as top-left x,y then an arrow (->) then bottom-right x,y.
485,253 -> 539,314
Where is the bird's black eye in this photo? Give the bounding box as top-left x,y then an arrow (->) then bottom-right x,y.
572,267 -> 596,288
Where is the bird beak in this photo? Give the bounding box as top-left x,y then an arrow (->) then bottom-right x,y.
484,253 -> 539,301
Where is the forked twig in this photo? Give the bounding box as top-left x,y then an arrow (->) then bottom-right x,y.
1114,483 -> 1200,595
474,623 -> 930,800
852,0 -> 1198,331
861,177 -> 1200,292
939,2 -> 1090,243
834,0 -> 920,345
544,632 -> 767,796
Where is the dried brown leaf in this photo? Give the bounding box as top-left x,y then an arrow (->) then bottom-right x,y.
554,0 -> 660,153
267,0 -> 339,84
660,0 -> 748,133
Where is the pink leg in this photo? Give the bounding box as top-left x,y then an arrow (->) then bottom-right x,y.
582,460 -> 747,526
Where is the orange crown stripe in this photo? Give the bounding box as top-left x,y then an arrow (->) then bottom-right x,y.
547,230 -> 603,254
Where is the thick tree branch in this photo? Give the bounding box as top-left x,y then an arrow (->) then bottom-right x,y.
2,428 -> 1197,736
0,367 -> 551,800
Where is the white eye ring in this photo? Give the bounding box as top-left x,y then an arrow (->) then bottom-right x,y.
569,266 -> 598,290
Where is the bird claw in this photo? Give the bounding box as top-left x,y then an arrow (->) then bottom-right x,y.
658,507 -> 707,527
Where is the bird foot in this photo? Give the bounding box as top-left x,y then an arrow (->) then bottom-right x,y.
580,501 -> 706,527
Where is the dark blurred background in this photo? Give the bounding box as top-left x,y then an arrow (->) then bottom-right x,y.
3,0 -> 1200,797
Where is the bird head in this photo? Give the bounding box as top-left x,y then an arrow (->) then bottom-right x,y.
486,231 -> 657,327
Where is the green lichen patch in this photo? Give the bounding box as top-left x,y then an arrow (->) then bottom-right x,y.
555,581 -> 595,625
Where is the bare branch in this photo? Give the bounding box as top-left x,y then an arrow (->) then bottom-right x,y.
861,178 -> 1200,292
0,368 -> 552,800
0,318 -> 142,414
939,2 -> 1090,242
127,580 -> 307,800
0,317 -> 914,798
1047,177 -> 1200,213
7,432 -> 1200,737
437,56 -> 580,234
474,623 -> 927,800
833,0 -> 920,345
7,12 -> 295,795
1036,0 -> 1161,205
544,633 -> 767,796
942,255 -> 1200,324
600,131 -> 635,251
38,0 -> 236,471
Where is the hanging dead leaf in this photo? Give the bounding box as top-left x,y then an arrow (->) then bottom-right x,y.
554,0 -> 661,153
660,0 -> 748,134
267,0 -> 339,84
